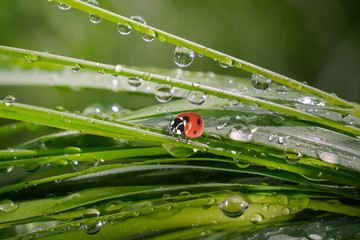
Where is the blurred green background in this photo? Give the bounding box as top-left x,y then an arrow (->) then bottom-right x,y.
0,0 -> 359,103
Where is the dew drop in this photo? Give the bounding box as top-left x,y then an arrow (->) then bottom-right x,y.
155,84 -> 174,102
157,35 -> 166,42
117,23 -> 132,35
250,213 -> 263,223
83,221 -> 102,235
218,196 -> 249,218
179,191 -> 191,197
57,3 -> 71,10
142,72 -> 152,81
228,126 -> 253,142
277,136 -> 285,144
198,52 -> 204,57
174,47 -> 195,68
282,207 -> 290,215
4,95 -> 15,106
250,74 -> 272,91
187,90 -> 206,106
142,30 -> 155,42
316,149 -> 340,165
267,135 -> 274,142
233,159 -> 251,168
162,143 -> 194,158
24,52 -> 38,62
87,0 -> 102,24
234,61 -> 243,68
162,194 -> 171,199
114,64 -> 123,73
219,56 -> 232,68
228,98 -> 239,106
216,122 -> 227,130
130,15 -> 146,24
0,199 -> 18,213
71,63 -> 81,72
284,149 -> 302,164
128,76 -> 142,88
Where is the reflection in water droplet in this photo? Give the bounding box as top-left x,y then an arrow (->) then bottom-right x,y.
0,199 -> 18,213
187,90 -> 206,106
142,30 -> 155,42
251,74 -> 272,91
4,95 -> 16,106
57,3 -> 71,10
128,76 -> 142,88
83,221 -> 102,235
228,126 -> 253,142
250,213 -> 263,223
87,0 -> 102,24
117,23 -> 132,35
284,149 -> 302,164
162,143 -> 194,158
316,150 -> 340,165
219,56 -> 232,68
24,52 -> 38,62
155,84 -> 174,102
218,197 -> 249,218
174,47 -> 195,68
71,63 -> 81,72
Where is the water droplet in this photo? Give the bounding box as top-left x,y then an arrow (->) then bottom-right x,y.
71,160 -> 99,171
216,122 -> 227,130
174,47 -> 195,68
219,56 -> 232,68
198,52 -> 204,57
284,149 -> 302,164
250,213 -> 263,223
233,159 -> 251,168
71,63 -> 81,72
142,72 -> 152,81
162,194 -> 171,199
295,95 -> 325,106
114,64 -> 123,73
57,3 -> 71,10
128,76 -> 142,88
155,84 -> 174,102
142,30 -> 155,42
316,149 -> 340,165
179,191 -> 191,197
218,196 -> 249,218
130,15 -> 146,24
228,126 -> 253,142
187,90 -> 206,106
24,52 -> 38,62
87,0 -> 102,24
4,95 -> 15,106
228,98 -> 239,106
267,135 -> 274,142
83,221 -> 102,235
117,23 -> 132,35
282,207 -> 290,215
277,136 -> 285,144
24,164 -> 41,172
234,61 -> 243,68
251,74 -> 272,91
157,35 -> 166,42
0,199 -> 18,213
162,143 -> 194,158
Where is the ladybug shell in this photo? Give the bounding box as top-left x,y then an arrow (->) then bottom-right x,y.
176,112 -> 204,138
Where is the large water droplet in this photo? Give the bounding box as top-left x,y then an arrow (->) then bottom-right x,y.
130,16 -> 146,24
162,143 -> 194,158
187,90 -> 206,106
0,199 -> 18,213
251,74 -> 272,91
284,149 -> 302,164
316,149 -> 340,165
117,23 -> 132,35
57,3 -> 71,10
250,213 -> 263,223
219,56 -> 232,68
128,76 -> 142,88
24,52 -> 38,62
142,30 -> 155,42
87,0 -> 102,24
218,196 -> 249,218
4,95 -> 16,106
71,63 -> 81,72
295,95 -> 325,106
174,47 -> 195,68
228,126 -> 253,142
155,84 -> 174,102
83,221 -> 102,235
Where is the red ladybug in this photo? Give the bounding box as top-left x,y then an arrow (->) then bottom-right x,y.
169,112 -> 204,138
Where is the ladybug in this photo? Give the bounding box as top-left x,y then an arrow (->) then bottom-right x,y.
169,112 -> 204,138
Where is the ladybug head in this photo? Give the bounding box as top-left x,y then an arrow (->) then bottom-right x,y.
169,117 -> 185,135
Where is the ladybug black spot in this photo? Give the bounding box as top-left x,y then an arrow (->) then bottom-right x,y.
183,116 -> 190,123
197,118 -> 201,125
193,131 -> 197,135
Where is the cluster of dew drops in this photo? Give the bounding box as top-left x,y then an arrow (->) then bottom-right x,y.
55,0 -> 272,107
